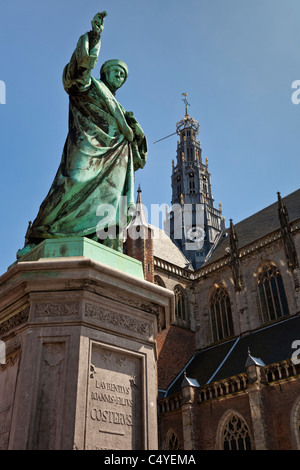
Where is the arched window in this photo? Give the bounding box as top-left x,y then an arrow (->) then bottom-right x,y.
188,173 -> 195,193
209,286 -> 234,342
163,429 -> 180,450
221,414 -> 252,450
257,264 -> 289,324
174,285 -> 186,321
291,395 -> 300,449
154,275 -> 166,288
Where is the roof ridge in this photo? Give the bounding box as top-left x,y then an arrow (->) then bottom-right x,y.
205,336 -> 241,384
229,187 -> 300,229
239,314 -> 299,338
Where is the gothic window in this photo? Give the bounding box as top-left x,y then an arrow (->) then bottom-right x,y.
174,285 -> 186,321
291,395 -> 300,449
222,414 -> 252,450
189,176 -> 195,193
163,429 -> 180,450
187,147 -> 194,161
257,263 -> 289,324
154,275 -> 166,288
176,176 -> 181,197
209,287 -> 234,342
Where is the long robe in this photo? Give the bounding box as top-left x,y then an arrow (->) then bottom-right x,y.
26,32 -> 147,244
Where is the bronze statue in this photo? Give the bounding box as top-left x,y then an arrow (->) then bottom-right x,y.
17,12 -> 147,258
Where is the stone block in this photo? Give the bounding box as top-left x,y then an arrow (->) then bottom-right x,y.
0,255 -> 174,450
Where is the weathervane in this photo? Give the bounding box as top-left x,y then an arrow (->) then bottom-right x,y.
182,92 -> 191,116
153,93 -> 191,144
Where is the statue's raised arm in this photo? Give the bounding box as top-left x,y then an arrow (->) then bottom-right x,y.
17,11 -> 147,259
63,12 -> 107,95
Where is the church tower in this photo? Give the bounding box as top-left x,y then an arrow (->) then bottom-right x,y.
166,95 -> 225,270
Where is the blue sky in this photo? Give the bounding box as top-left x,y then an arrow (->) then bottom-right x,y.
0,0 -> 299,273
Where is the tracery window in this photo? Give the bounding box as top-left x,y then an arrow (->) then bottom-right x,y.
222,414 -> 252,450
174,285 -> 186,321
209,286 -> 234,342
257,264 -> 289,324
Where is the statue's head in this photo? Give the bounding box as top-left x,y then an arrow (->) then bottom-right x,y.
100,59 -> 128,93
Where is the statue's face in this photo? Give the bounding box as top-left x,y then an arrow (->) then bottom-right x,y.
104,66 -> 126,92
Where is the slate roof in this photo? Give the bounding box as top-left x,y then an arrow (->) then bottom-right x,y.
163,315 -> 300,397
205,188 -> 300,265
151,225 -> 193,270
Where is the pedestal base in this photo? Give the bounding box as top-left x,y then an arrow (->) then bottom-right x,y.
0,254 -> 173,450
12,237 -> 144,279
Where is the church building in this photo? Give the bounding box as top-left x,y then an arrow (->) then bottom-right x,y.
126,104 -> 300,451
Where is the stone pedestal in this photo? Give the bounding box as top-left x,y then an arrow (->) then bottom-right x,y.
0,242 -> 174,450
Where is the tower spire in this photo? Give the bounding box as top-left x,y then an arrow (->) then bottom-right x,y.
167,106 -> 225,269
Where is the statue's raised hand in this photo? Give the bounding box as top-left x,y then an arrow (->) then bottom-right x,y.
91,11 -> 107,34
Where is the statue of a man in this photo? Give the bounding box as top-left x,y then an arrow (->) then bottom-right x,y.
17,12 -> 147,257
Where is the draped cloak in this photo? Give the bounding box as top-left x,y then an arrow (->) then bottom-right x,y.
26,33 -> 147,244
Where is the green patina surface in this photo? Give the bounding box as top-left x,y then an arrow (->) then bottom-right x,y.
17,237 -> 144,279
17,12 -> 147,260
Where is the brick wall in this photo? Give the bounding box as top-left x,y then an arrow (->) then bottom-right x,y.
192,393 -> 253,450
125,225 -> 154,282
156,325 -> 196,391
159,375 -> 300,450
262,379 -> 300,449
159,409 -> 184,450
